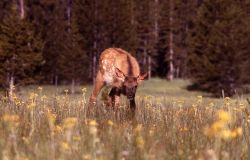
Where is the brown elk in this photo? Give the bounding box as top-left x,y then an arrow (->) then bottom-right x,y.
89,48 -> 147,114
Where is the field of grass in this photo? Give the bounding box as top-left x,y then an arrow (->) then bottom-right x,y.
0,78 -> 250,160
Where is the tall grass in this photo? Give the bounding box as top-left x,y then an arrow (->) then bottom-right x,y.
0,79 -> 249,160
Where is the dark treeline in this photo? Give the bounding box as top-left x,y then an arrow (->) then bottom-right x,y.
0,0 -> 250,96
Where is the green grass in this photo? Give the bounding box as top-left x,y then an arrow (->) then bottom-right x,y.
16,78 -> 215,102
0,78 -> 249,160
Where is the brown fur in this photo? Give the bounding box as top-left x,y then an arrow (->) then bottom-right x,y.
89,48 -> 146,113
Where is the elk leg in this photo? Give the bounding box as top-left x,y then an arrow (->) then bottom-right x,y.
129,98 -> 136,117
109,87 -> 121,109
89,71 -> 105,104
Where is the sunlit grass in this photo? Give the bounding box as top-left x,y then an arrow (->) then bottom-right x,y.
0,79 -> 249,160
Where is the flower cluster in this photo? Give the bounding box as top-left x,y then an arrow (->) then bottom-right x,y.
204,110 -> 242,139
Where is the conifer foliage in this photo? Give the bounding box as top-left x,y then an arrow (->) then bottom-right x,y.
188,0 -> 250,96
0,0 -> 250,97
0,5 -> 43,88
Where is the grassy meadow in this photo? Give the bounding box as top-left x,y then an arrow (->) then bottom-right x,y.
0,78 -> 250,160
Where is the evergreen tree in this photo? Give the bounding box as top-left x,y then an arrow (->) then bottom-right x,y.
188,0 -> 250,97
156,0 -> 170,77
59,7 -> 88,92
172,0 -> 198,78
0,0 -> 11,20
0,5 -> 44,88
134,0 -> 156,76
106,0 -> 137,52
42,0 -> 68,85
76,0 -> 138,82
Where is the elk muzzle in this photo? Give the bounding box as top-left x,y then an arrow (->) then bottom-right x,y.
126,86 -> 137,100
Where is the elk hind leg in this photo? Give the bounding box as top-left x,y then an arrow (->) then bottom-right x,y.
89,71 -> 105,105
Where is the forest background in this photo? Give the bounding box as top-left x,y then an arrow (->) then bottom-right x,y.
0,0 -> 250,97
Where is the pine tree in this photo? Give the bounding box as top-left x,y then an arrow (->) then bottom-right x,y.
188,0 -> 250,97
133,0 -> 157,77
42,0 -> 68,85
0,5 -> 43,88
0,0 -> 11,20
107,0 -> 137,52
171,0 -> 198,78
156,0 -> 168,77
76,0 -> 138,82
59,5 -> 88,93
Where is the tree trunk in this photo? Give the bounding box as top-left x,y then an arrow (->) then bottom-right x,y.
148,55 -> 151,79
176,65 -> 180,78
143,40 -> 147,67
71,78 -> 75,94
9,76 -> 14,101
92,0 -> 98,84
93,42 -> 97,83
19,0 -> 25,19
130,0 -> 135,25
154,0 -> 159,42
67,0 -> 71,27
167,0 -> 174,81
55,75 -> 58,87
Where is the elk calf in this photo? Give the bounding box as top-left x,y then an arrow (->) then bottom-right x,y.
89,48 -> 147,114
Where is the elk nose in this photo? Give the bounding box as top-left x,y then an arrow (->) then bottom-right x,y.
127,95 -> 134,100
127,88 -> 135,99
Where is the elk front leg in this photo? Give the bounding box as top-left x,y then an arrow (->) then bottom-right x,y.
89,71 -> 105,105
108,87 -> 121,109
129,98 -> 136,117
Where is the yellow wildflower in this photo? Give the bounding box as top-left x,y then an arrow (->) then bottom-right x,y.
180,127 -> 189,132
209,102 -> 214,107
2,114 -> 20,128
192,104 -> 197,108
22,136 -> 29,144
89,126 -> 98,135
27,103 -> 36,110
29,92 -> 38,99
81,88 -> 87,93
61,142 -> 70,150
217,110 -> 231,123
82,154 -> 92,160
54,125 -> 63,133
134,124 -> 143,134
149,129 -> 154,136
107,120 -> 114,127
204,121 -> 225,137
64,89 -> 69,95
41,95 -> 47,101
239,103 -> 245,109
63,117 -> 77,129
89,120 -> 98,126
197,95 -> 203,103
220,129 -> 232,139
136,136 -> 145,150
89,120 -> 98,135
73,136 -> 81,141
233,127 -> 242,136
47,110 -> 56,125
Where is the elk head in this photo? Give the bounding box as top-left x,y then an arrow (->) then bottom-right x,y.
115,68 -> 147,100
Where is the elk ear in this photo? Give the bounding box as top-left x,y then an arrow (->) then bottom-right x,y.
115,68 -> 125,80
137,72 -> 148,83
